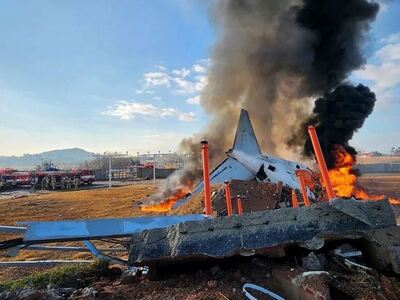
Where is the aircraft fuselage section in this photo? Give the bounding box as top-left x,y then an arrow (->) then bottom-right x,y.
228,149 -> 308,192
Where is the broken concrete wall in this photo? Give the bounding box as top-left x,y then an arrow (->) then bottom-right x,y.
129,199 -> 399,273
362,226 -> 400,274
212,179 -> 290,215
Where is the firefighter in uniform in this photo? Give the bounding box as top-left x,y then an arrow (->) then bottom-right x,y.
30,176 -> 36,193
74,176 -> 80,190
66,177 -> 71,189
61,176 -> 66,189
0,176 -> 5,190
51,176 -> 57,190
41,176 -> 47,190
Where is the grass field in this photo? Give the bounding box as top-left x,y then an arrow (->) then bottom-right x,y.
0,182 -> 159,281
0,182 -> 158,226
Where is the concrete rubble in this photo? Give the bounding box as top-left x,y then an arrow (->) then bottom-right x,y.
211,179 -> 291,215
129,199 -> 400,275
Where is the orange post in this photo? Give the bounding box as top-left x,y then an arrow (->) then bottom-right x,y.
201,140 -> 212,216
307,126 -> 336,200
224,181 -> 233,216
295,171 -> 311,207
291,189 -> 299,208
236,195 -> 243,215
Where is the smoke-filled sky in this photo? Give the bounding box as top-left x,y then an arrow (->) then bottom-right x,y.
0,0 -> 399,156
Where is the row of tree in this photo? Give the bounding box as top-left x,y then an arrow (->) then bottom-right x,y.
390,147 -> 400,156
80,157 -> 137,170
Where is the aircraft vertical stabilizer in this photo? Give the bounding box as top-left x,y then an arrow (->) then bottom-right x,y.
232,109 -> 261,155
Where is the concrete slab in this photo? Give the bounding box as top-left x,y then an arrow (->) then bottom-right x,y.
129,199 -> 397,271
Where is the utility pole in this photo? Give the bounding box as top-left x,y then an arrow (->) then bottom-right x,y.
108,155 -> 112,189
103,151 -> 129,189
153,154 -> 156,185
137,151 -> 177,186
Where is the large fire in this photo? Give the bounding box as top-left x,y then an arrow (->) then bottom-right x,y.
328,145 -> 400,205
140,185 -> 192,213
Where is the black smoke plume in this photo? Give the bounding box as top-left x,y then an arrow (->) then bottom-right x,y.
288,0 -> 379,166
292,83 -> 377,168
155,0 -> 380,202
296,0 -> 379,94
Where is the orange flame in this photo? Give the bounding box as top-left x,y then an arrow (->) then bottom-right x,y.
140,185 -> 192,213
328,146 -> 400,205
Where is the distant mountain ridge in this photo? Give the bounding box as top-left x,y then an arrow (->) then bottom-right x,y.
0,148 -> 94,170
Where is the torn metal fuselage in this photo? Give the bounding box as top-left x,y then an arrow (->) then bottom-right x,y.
227,148 -> 306,191
0,214 -> 206,267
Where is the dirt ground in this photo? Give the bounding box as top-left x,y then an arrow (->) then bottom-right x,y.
0,182 -> 159,282
358,174 -> 400,199
1,174 -> 400,286
0,182 -> 157,225
76,257 -> 400,300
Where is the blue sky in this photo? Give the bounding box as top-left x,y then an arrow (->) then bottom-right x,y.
0,0 -> 399,156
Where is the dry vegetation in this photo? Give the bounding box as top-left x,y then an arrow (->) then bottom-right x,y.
0,182 -> 159,281
0,183 -> 157,226
171,184 -> 223,216
358,174 -> 400,199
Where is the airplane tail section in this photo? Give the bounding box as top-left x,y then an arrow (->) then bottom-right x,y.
232,109 -> 261,155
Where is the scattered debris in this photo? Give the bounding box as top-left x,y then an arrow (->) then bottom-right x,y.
301,252 -> 325,271
212,180 -> 292,215
242,283 -> 284,300
331,244 -> 362,258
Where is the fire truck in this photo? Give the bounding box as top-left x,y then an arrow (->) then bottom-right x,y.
0,169 -> 34,189
0,169 -> 96,191
80,169 -> 95,185
0,168 -> 14,190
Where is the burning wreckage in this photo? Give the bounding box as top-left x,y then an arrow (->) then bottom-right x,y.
133,110 -> 400,272
1,109 -> 400,298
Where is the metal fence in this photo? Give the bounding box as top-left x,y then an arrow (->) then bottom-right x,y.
357,163 -> 400,174
92,168 -> 177,181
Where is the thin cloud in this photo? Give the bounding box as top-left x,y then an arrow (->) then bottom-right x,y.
381,32 -> 400,44
354,62 -> 400,92
143,72 -> 172,88
104,101 -> 195,122
186,95 -> 201,105
138,59 -> 210,95
376,43 -> 400,61
354,33 -> 400,92
192,64 -> 207,73
135,89 -> 156,95
171,68 -> 191,78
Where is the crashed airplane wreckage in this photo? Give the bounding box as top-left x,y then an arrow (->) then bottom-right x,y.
1,109 -> 400,280
173,109 -> 316,210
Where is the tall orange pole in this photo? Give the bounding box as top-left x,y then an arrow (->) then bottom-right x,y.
201,140 -> 212,216
236,195 -> 243,215
224,181 -> 233,216
296,173 -> 311,206
291,190 -> 299,208
307,126 -> 336,200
